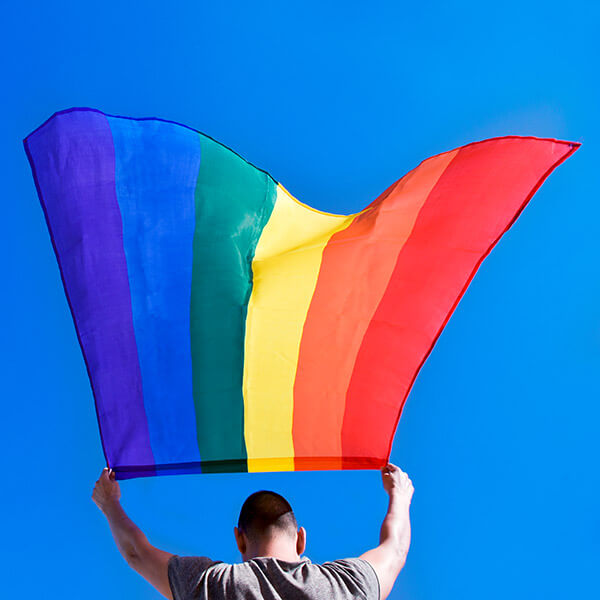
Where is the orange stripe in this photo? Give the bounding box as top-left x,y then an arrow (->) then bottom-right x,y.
292,150 -> 458,468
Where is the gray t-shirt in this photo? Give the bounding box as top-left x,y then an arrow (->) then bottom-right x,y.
168,555 -> 380,600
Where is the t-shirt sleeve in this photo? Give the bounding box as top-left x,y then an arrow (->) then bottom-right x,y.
323,557 -> 381,600
167,555 -> 217,600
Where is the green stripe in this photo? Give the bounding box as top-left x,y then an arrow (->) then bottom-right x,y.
190,134 -> 277,471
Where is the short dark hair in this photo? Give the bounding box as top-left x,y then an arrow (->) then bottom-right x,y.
238,490 -> 298,541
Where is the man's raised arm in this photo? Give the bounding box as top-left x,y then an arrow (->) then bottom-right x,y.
92,468 -> 174,599
360,463 -> 413,600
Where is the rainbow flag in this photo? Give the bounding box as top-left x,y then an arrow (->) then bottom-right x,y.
23,108 -> 579,479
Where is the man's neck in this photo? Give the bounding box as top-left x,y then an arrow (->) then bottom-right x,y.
244,542 -> 301,563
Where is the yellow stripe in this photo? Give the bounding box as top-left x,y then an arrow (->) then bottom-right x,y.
243,184 -> 358,472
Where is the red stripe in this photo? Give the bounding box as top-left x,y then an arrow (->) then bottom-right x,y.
341,137 -> 579,466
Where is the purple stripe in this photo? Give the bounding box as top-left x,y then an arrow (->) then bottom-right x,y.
24,110 -> 155,469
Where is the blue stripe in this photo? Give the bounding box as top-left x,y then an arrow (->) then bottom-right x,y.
108,116 -> 202,465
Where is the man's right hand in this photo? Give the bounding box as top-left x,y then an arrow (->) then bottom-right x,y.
381,463 -> 414,505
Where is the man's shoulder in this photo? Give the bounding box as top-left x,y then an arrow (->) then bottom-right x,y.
168,554 -> 221,570
167,555 -> 223,595
318,557 -> 381,600
320,556 -> 377,573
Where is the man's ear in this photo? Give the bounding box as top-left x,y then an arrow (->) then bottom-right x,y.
296,526 -> 307,556
234,526 -> 246,555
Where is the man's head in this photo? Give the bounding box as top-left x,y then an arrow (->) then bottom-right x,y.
234,490 -> 306,562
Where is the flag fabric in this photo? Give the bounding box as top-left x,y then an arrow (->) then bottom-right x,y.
23,107 -> 579,479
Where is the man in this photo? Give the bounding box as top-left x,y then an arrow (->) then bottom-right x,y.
92,463 -> 413,600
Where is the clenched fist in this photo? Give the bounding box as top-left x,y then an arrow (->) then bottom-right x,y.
381,463 -> 414,504
92,467 -> 121,512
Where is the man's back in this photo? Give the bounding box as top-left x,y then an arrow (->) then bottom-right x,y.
92,464 -> 413,600
168,555 -> 380,600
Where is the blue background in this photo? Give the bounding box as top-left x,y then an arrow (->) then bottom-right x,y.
2,2 -> 598,598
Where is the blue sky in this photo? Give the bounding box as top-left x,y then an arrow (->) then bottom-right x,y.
2,2 -> 598,598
